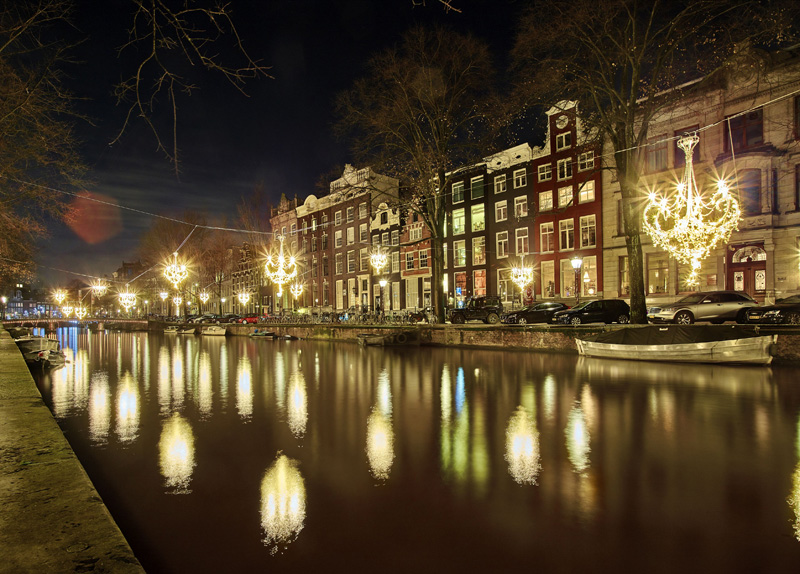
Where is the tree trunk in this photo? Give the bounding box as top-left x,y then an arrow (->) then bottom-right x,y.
617,161 -> 648,324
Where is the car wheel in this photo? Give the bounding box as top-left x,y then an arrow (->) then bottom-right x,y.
674,311 -> 694,325
617,314 -> 630,324
518,317 -> 527,325
570,316 -> 582,326
486,312 -> 499,324
451,314 -> 465,324
784,312 -> 800,325
735,309 -> 749,324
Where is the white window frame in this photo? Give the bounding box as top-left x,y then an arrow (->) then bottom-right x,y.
578,151 -> 594,172
578,180 -> 595,203
472,236 -> 486,265
346,207 -> 354,223
580,214 -> 597,248
452,208 -> 466,235
558,185 -> 573,208
471,176 -> 485,199
454,240 -> 466,267
346,227 -> 355,245
556,132 -> 571,151
335,211 -> 342,226
538,164 -> 552,182
559,219 -> 575,250
335,229 -> 343,248
452,182 -> 465,203
557,158 -> 573,181
540,222 -> 555,253
513,168 -> 527,188
514,196 -> 528,219
410,227 -> 422,241
495,200 -> 507,222
515,228 -> 529,256
494,174 -> 507,194
539,190 -> 553,212
471,204 -> 485,232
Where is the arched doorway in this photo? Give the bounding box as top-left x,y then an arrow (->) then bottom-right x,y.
727,244 -> 766,299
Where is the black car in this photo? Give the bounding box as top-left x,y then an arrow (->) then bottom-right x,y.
504,302 -> 569,325
551,299 -> 630,325
746,294 -> 800,324
448,296 -> 503,324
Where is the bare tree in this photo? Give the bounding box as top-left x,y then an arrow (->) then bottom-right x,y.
335,25 -> 501,322
0,0 -> 86,287
235,181 -> 272,251
112,0 -> 272,177
513,0 -> 798,323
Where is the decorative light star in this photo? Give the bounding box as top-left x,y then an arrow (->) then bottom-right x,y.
199,292 -> 210,304
370,251 -> 388,274
510,265 -> 534,291
237,291 -> 251,305
290,282 -> 304,299
53,289 -> 66,305
643,134 -> 740,286
164,252 -> 189,289
118,286 -> 137,312
265,235 -> 297,292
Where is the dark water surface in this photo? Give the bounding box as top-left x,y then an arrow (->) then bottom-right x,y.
32,328 -> 800,573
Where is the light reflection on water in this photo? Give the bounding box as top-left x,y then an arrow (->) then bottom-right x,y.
32,328 -> 800,573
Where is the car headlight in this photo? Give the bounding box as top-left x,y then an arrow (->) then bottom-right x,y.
763,310 -> 782,317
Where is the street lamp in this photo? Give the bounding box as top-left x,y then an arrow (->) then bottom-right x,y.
159,291 -> 168,315
1,296 -> 6,320
571,256 -> 583,303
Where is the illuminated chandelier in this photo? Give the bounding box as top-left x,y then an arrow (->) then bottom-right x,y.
199,292 -> 210,304
53,289 -> 66,305
75,307 -> 88,320
265,235 -> 297,294
510,265 -> 534,291
118,286 -> 137,312
237,291 -> 250,305
370,251 -> 388,274
290,281 -> 304,299
62,304 -> 74,317
90,282 -> 107,297
643,134 -> 740,286
173,295 -> 183,306
164,251 -> 189,289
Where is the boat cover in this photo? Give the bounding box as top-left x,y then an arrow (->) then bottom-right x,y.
578,325 -> 763,346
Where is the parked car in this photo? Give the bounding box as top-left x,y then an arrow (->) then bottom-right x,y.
191,314 -> 216,323
503,302 -> 569,325
216,313 -> 240,323
745,294 -> 800,324
647,290 -> 756,324
448,296 -> 504,324
237,314 -> 260,324
551,299 -> 630,325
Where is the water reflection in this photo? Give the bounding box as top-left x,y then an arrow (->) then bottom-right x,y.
158,413 -> 195,494
88,373 -> 110,445
198,351 -> 213,418
116,372 -> 140,444
565,401 -> 591,475
505,406 -> 541,485
288,370 -> 307,438
260,454 -> 306,553
367,368 -> 394,480
236,356 -> 253,420
792,416 -> 800,542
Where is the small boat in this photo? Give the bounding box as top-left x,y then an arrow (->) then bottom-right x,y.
164,325 -> 179,334
23,348 -> 67,369
357,331 -> 416,346
15,335 -> 60,354
576,325 -> 777,365
177,327 -> 196,334
201,325 -> 227,336
249,330 -> 277,339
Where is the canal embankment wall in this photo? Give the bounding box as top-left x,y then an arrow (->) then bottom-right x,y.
0,329 -> 144,573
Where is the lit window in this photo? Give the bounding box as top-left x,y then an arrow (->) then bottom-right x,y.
473,236 -> 486,265
578,180 -> 595,203
471,204 -> 485,231
558,185 -> 573,208
452,208 -> 465,235
452,182 -> 465,203
454,240 -> 466,266
577,151 -> 594,171
647,138 -> 667,172
559,219 -> 574,250
347,227 -> 354,245
539,190 -> 553,211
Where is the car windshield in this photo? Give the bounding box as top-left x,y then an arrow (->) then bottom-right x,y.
570,301 -> 593,311
675,294 -> 706,304
777,295 -> 800,305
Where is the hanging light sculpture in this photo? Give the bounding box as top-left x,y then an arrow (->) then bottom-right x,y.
510,265 -> 534,291
370,251 -> 388,274
290,282 -> 304,299
53,289 -> 67,305
62,304 -> 74,317
643,134 -> 741,286
75,306 -> 88,320
265,235 -> 297,293
164,251 -> 189,289
90,282 -> 107,297
199,292 -> 210,304
237,291 -> 251,305
173,295 -> 183,307
118,286 -> 137,312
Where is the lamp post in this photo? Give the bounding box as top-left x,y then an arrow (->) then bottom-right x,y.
159,291 -> 168,315
571,256 -> 583,303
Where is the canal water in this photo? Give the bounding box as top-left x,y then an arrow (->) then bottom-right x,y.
31,328 -> 800,573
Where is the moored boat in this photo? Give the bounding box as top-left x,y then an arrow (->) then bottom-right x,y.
576,325 -> 777,365
177,327 -> 196,334
15,335 -> 60,354
164,325 -> 179,334
249,329 -> 276,339
201,325 -> 227,336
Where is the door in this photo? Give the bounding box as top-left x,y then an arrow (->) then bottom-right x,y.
727,245 -> 766,299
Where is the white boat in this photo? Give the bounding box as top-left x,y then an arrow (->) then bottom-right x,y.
177,327 -> 196,334
201,325 -> 227,336
576,325 -> 777,365
249,330 -> 276,339
164,326 -> 179,334
15,335 -> 60,354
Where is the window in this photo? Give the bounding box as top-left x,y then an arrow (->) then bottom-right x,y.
359,202 -> 367,219
346,227 -> 354,245
335,230 -> 343,248
312,217 -> 317,231
539,190 -> 553,211
578,180 -> 595,203
577,151 -> 594,171
323,255 -> 329,276
322,233 -> 328,249
410,227 -> 422,241
619,256 -> 630,296
513,168 -> 527,188
739,169 -> 761,216
580,256 -> 597,297
453,208 -> 466,235
540,222 -> 555,253
559,219 -> 574,250
391,230 -> 399,246
420,250 -> 428,268
335,211 -> 342,225
443,243 -> 448,269
382,232 -> 389,245
494,174 -> 507,194
335,253 -> 343,274
452,182 -> 465,203
496,231 -> 509,258
380,211 -> 389,225
541,260 -> 555,298
617,199 -> 626,236
647,138 -> 667,172
515,228 -> 529,255
346,207 -> 354,223
725,109 -> 763,152
514,196 -> 528,218
347,251 -> 355,273
557,158 -> 572,180
558,185 -> 573,208
312,257 -> 318,278
498,269 -> 512,303
674,126 -> 700,168
471,204 -> 485,231
392,252 -> 400,273
473,269 -> 487,297
359,223 -> 368,243
360,248 -> 368,271
311,236 -> 317,252
472,236 -> 486,265
282,226 -> 286,236
647,253 -> 670,294
322,214 -> 328,225
538,164 -> 552,182
406,252 -> 415,270
471,176 -> 484,199
454,240 -> 466,267
495,200 -> 508,222
580,215 -> 596,248
556,132 -> 572,151
290,223 -> 296,235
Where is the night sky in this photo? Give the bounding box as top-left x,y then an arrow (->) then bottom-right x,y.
37,0 -> 522,285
